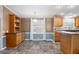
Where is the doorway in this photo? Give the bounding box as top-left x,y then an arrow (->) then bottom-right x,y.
30,18 -> 46,40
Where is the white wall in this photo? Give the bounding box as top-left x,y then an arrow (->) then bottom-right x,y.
0,5 -> 3,49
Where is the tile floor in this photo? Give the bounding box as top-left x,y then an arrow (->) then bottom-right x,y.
0,40 -> 63,54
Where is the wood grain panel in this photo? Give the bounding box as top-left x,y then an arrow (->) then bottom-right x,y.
75,16 -> 79,27
6,32 -> 24,48
72,35 -> 79,53
9,15 -> 15,32
61,34 -> 79,54
54,16 -> 63,27
55,32 -> 62,42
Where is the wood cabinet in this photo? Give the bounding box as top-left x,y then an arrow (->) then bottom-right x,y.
6,15 -> 24,48
75,16 -> 79,27
54,16 -> 63,27
61,34 -> 71,53
61,33 -> 79,54
6,32 -> 24,48
55,32 -> 62,42
9,15 -> 21,32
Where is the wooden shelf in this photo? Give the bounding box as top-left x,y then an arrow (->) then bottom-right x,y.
9,15 -> 21,32
14,23 -> 20,27
6,15 -> 24,48
15,19 -> 20,23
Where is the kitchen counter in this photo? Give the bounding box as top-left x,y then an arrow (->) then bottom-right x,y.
54,30 -> 79,42
56,30 -> 79,34
60,30 -> 79,54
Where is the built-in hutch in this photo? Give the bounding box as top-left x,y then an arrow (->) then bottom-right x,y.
6,15 -> 24,48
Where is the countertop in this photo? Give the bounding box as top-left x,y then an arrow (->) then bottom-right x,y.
55,30 -> 79,34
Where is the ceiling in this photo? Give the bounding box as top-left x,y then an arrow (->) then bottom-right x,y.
6,5 -> 79,18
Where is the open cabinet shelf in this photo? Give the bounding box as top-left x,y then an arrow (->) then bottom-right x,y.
6,14 -> 24,48
9,15 -> 21,32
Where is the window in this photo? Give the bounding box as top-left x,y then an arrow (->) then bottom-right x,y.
63,18 -> 74,28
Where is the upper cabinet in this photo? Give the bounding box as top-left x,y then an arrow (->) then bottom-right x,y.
9,15 -> 21,32
54,16 -> 63,27
75,16 -> 79,27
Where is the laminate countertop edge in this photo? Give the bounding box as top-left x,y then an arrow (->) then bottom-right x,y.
56,31 -> 79,34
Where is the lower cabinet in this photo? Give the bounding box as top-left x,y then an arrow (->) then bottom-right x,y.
6,32 -> 24,48
61,34 -> 79,54
60,34 -> 72,54
55,32 -> 62,42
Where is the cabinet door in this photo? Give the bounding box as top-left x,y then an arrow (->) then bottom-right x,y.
6,34 -> 17,48
75,16 -> 79,27
61,34 -> 72,54
55,32 -> 61,42
9,15 -> 15,32
54,17 -> 63,27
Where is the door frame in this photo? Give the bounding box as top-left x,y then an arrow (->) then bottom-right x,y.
30,18 -> 46,41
